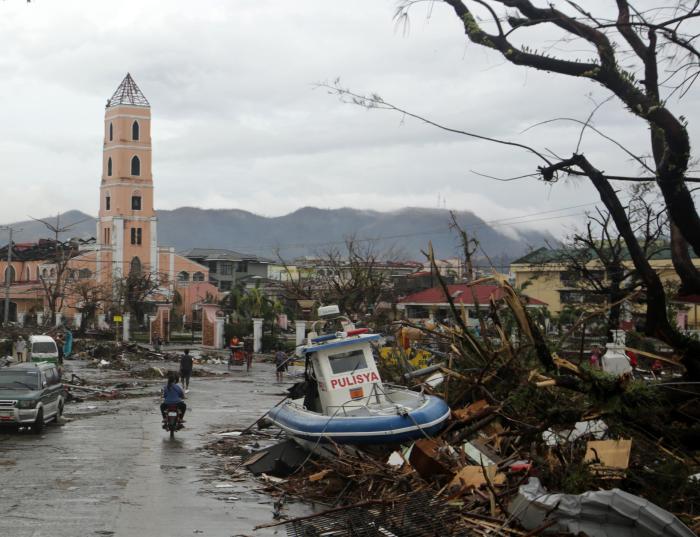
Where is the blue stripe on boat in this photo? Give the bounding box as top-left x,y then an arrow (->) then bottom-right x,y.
267,394 -> 450,444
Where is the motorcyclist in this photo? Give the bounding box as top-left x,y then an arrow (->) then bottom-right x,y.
160,371 -> 186,425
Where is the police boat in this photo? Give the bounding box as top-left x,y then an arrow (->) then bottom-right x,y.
266,306 -> 450,446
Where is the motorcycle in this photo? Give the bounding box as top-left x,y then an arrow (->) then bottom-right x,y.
163,404 -> 184,438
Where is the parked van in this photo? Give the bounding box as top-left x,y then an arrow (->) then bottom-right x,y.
28,335 -> 59,364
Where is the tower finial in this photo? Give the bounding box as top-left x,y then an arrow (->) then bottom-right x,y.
107,73 -> 150,108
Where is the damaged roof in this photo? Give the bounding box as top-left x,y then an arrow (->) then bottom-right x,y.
0,238 -> 93,262
398,283 -> 546,306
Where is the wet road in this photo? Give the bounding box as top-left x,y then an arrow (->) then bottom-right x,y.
0,360 -> 305,537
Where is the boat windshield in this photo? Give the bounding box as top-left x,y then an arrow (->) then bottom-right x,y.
328,349 -> 368,374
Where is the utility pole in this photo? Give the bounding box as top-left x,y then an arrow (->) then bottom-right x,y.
1,226 -> 21,326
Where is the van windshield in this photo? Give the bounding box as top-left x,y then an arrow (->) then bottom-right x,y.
32,342 -> 57,354
328,349 -> 368,374
0,370 -> 40,390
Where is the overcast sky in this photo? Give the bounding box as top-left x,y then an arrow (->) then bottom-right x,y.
0,0 -> 697,238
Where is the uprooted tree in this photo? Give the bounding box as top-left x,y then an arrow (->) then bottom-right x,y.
325,0 -> 700,378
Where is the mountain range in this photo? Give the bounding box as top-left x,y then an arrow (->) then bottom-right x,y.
2,207 -> 552,264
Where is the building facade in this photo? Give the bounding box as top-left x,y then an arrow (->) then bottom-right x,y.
510,246 -> 700,330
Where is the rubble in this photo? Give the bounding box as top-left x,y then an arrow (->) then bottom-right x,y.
209,273 -> 700,535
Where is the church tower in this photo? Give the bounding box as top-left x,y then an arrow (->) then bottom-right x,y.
98,73 -> 158,281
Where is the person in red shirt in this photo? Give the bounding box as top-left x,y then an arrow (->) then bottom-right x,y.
625,350 -> 638,370
589,345 -> 602,369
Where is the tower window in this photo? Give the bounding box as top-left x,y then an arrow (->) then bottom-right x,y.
4,266 -> 15,284
130,227 -> 142,245
131,156 -> 140,176
109,122 -> 113,141
132,121 -> 140,141
130,257 -> 142,276
131,196 -> 142,210
106,196 -> 111,210
107,157 -> 112,176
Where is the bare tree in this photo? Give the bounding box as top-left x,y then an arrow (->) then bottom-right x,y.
64,278 -> 109,333
323,1 -> 700,377
547,185 -> 668,338
32,215 -> 87,325
279,237 -> 399,323
113,270 -> 162,323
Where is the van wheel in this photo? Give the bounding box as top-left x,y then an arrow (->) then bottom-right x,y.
32,409 -> 44,434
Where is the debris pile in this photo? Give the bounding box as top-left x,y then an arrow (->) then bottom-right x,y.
62,373 -> 152,401
214,273 -> 700,535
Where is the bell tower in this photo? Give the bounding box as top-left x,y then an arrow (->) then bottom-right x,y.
98,73 -> 158,281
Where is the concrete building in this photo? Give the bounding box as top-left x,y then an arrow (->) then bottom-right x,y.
183,248 -> 272,292
510,246 -> 700,330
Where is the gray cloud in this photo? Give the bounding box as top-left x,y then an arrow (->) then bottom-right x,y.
0,0 -> 697,238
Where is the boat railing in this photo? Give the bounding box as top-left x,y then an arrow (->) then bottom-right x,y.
325,382 -> 422,416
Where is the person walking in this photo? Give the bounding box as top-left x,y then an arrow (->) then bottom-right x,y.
244,337 -> 253,372
275,348 -> 287,382
180,349 -> 193,392
15,336 -> 26,362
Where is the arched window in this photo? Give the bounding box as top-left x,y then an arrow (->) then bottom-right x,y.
132,121 -> 140,141
193,271 -> 205,282
25,267 -> 30,281
105,192 -> 111,211
49,268 -> 56,278
41,268 -> 48,279
131,156 -> 140,176
4,266 -> 15,284
131,191 -> 142,210
130,257 -> 142,276
109,122 -> 113,141
178,271 -> 189,282
107,157 -> 112,177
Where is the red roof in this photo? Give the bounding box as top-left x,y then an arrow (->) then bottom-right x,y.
398,284 -> 546,306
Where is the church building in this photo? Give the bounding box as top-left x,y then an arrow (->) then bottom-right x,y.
0,74 -> 218,328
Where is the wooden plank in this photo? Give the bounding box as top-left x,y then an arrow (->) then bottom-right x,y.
625,346 -> 684,367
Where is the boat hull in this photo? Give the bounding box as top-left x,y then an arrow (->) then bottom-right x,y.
267,392 -> 450,445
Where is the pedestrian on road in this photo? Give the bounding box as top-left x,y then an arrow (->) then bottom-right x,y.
180,349 -> 193,392
589,345 -> 602,370
244,337 -> 253,372
15,336 -> 26,362
275,349 -> 287,382
56,335 -> 65,366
